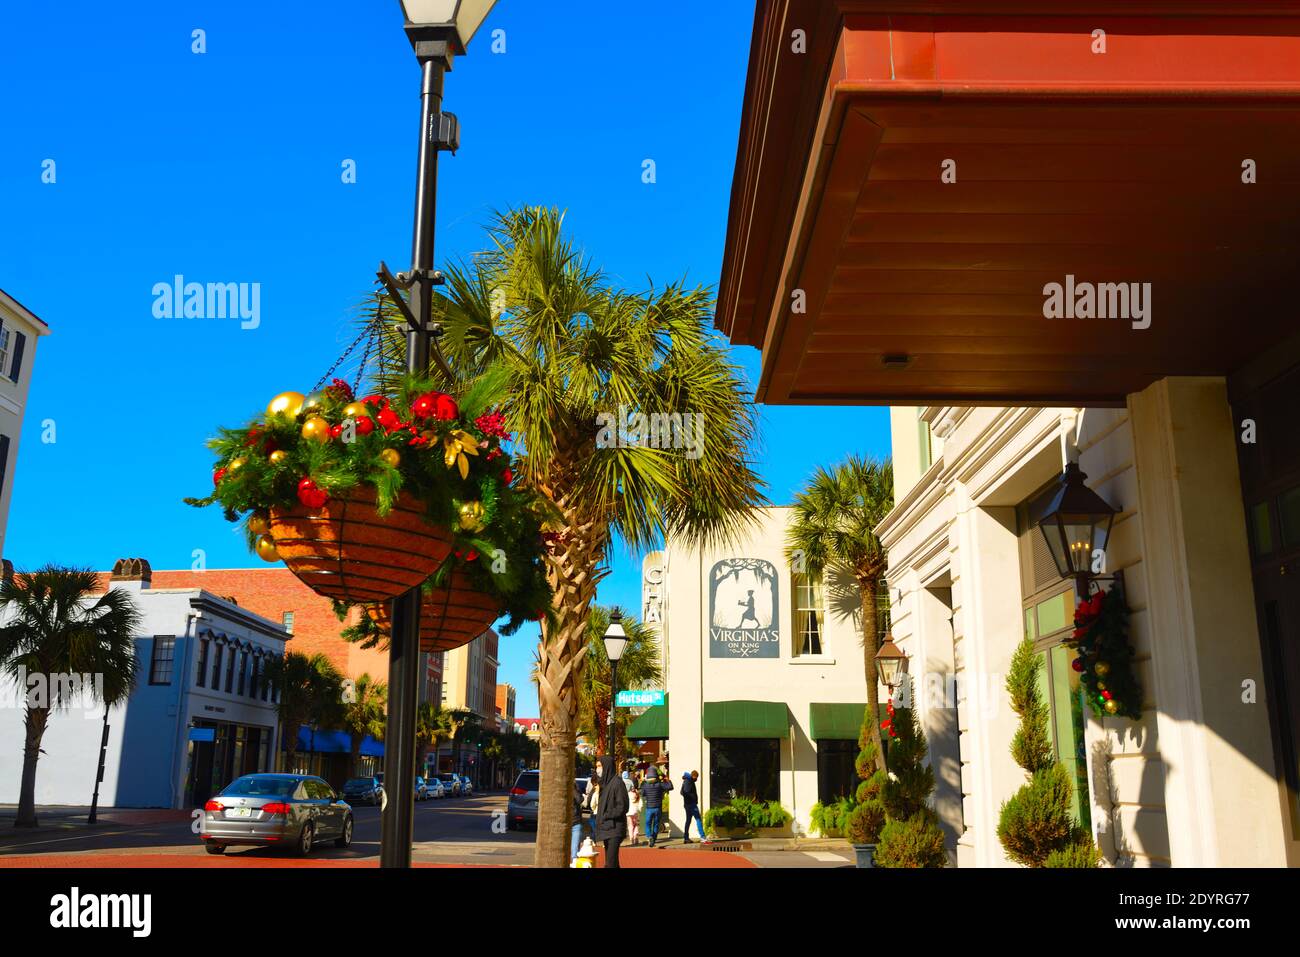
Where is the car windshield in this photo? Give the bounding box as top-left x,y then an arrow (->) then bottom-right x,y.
438,774 -> 456,782
344,778 -> 375,788
220,776 -> 297,797
515,773 -> 540,791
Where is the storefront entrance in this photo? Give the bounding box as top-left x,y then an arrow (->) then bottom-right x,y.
1233,346 -> 1300,864
709,738 -> 779,806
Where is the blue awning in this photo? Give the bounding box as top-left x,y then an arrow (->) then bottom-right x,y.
293,727 -> 384,757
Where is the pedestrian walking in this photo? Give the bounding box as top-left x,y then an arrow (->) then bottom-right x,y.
592,755 -> 629,868
625,770 -> 642,845
638,765 -> 673,848
571,776 -> 590,864
681,770 -> 707,843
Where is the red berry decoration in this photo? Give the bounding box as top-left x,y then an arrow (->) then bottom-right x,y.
501,468 -> 513,484
1100,689 -> 1113,701
329,424 -> 344,439
466,549 -> 478,562
296,477 -> 329,509
213,467 -> 227,486
354,416 -> 374,436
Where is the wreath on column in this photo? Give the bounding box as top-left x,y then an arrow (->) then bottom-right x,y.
1066,586 -> 1141,720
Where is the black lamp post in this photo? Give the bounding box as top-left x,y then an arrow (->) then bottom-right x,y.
602,611 -> 629,759
1037,461 -> 1119,600
379,0 -> 496,870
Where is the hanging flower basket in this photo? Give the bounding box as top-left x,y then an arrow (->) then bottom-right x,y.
365,568 -> 504,653
268,487 -> 454,603
186,366 -> 555,615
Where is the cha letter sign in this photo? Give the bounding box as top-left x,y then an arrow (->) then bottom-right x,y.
709,558 -> 779,658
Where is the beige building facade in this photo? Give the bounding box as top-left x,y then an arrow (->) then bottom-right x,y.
881,379 -> 1297,867
0,288 -> 49,560
647,508 -> 872,836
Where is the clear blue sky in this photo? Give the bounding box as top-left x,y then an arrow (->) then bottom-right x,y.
0,1 -> 890,715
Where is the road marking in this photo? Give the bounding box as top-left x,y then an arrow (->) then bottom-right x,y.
805,851 -> 849,862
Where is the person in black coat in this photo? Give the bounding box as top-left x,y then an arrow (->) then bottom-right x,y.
638,766 -> 673,847
591,755 -> 628,868
681,770 -> 706,843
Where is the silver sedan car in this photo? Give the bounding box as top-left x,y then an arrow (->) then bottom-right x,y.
201,773 -> 353,856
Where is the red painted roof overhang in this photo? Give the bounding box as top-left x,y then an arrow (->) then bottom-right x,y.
716,2 -> 1300,405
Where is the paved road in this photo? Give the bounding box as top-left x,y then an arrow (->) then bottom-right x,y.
0,794 -> 852,868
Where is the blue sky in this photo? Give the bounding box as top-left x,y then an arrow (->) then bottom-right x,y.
0,1 -> 890,714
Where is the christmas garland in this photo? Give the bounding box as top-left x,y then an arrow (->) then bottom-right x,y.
1066,587 -> 1141,719
185,370 -> 555,629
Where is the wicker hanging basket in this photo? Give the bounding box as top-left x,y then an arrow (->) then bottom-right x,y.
368,568 -> 504,654
268,488 -> 454,603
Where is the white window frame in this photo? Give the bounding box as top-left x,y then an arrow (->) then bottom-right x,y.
792,572 -> 826,657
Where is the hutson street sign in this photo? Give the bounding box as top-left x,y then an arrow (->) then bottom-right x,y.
616,690 -> 665,707
708,558 -> 780,658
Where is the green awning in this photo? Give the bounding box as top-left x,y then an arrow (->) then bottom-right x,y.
701,700 -> 789,739
808,703 -> 882,741
626,694 -> 669,740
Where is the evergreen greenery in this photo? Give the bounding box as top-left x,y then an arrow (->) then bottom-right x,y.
845,714 -> 888,846
875,703 -> 948,868
997,638 -> 1100,868
703,797 -> 792,834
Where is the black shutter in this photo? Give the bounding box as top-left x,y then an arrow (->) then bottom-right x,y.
8,332 -> 25,383
0,434 -> 9,499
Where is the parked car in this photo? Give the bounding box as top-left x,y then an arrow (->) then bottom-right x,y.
341,776 -> 384,807
426,777 -> 446,799
415,777 -> 430,801
200,773 -> 353,856
435,772 -> 462,796
457,775 -> 474,797
506,770 -> 540,829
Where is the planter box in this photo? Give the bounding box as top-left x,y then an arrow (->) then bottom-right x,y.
853,843 -> 877,868
710,825 -> 794,840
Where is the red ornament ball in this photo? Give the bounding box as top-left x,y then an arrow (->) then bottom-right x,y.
501,468 -> 514,484
353,416 -> 374,436
432,393 -> 459,421
213,467 -> 227,486
328,424 -> 344,440
412,392 -> 439,419
1100,689 -> 1113,701
296,477 -> 329,509
1071,658 -> 1085,673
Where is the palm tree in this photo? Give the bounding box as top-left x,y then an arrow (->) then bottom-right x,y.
415,701 -> 454,776
340,672 -> 386,777
785,455 -> 894,772
263,652 -> 344,773
574,607 -> 661,755
445,708 -> 480,779
0,567 -> 142,827
377,206 -> 765,866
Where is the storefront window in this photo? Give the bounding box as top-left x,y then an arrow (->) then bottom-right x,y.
816,739 -> 857,804
710,738 -> 780,806
793,573 -> 825,656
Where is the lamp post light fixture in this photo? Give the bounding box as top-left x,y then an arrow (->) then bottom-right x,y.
603,610 -> 629,758
378,0 -> 497,870
874,634 -> 907,691
1036,462 -> 1119,599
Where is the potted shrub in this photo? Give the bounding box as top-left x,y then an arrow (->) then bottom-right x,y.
810,796 -> 855,838
704,798 -> 794,839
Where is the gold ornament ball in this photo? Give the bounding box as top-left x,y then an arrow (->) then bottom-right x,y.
266,391 -> 305,419
247,513 -> 269,536
301,416 -> 331,444
342,402 -> 371,420
1094,661 -> 1110,677
269,450 -> 288,465
1103,698 -> 1119,715
228,456 -> 247,472
302,391 -> 327,413
380,448 -> 401,468
254,535 -> 280,562
1096,681 -> 1107,691
458,500 -> 486,532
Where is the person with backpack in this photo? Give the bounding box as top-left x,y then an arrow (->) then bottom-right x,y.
638,766 -> 673,848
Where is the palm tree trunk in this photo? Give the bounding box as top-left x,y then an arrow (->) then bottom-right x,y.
15,706 -> 49,827
858,578 -> 885,773
533,495 -> 607,867
283,720 -> 301,774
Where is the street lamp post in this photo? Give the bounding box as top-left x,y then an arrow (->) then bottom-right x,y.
380,0 -> 496,869
602,611 -> 629,759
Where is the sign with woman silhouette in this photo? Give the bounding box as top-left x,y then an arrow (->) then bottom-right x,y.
708,558 -> 780,658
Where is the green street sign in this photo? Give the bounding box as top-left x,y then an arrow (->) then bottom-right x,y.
615,689 -> 665,708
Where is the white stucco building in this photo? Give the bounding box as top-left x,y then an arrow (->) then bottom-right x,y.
630,508 -> 873,836
881,388 -> 1296,868
0,288 -> 49,561
0,560 -> 287,809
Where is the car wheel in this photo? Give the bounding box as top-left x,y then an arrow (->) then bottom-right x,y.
296,822 -> 315,857
205,843 -> 225,855
335,815 -> 353,848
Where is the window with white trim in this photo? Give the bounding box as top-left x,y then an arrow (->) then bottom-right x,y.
793,572 -> 825,657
